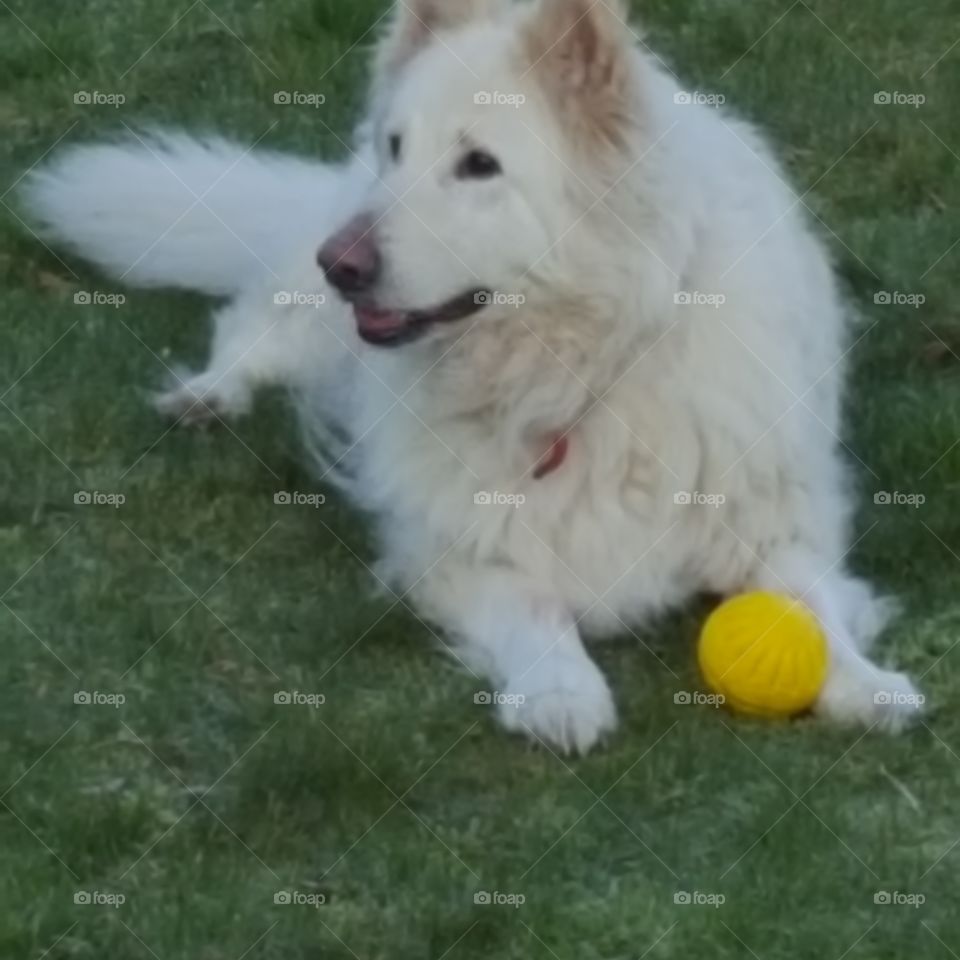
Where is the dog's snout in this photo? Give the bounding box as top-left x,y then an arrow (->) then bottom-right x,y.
317,214 -> 381,294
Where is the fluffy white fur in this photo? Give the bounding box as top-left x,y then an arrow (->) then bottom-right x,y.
24,0 -> 921,752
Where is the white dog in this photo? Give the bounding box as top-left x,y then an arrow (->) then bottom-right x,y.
25,0 -> 922,752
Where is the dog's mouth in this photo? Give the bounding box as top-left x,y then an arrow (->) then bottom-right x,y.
351,289 -> 490,347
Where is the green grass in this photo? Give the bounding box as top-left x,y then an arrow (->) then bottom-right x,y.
2,0 -> 960,956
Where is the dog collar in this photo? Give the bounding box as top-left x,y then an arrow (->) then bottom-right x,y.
533,433 -> 569,479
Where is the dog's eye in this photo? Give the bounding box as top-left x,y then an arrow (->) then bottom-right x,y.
388,133 -> 402,162
456,149 -> 501,180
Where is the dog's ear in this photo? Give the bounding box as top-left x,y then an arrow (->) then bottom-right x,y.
520,0 -> 636,151
373,0 -> 507,81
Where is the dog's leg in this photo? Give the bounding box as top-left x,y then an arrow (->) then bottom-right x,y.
415,566 -> 616,754
153,282 -> 346,425
153,297 -> 277,424
753,561 -> 922,731
805,576 -> 922,731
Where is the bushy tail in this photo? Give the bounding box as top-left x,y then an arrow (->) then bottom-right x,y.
22,130 -> 365,296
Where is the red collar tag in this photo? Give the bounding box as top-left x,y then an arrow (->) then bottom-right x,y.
533,433 -> 569,480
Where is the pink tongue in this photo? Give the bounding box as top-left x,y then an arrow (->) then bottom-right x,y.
354,304 -> 407,333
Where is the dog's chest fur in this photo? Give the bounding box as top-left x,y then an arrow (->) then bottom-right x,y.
340,314 -> 828,635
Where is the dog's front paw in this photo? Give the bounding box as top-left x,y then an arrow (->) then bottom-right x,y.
815,665 -> 923,733
497,656 -> 617,754
152,367 -> 251,426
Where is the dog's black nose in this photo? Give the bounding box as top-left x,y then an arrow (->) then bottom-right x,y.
317,214 -> 381,294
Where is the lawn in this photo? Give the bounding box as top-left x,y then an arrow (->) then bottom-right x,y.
2,0 -> 959,957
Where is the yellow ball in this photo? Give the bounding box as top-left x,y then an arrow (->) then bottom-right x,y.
697,592 -> 828,717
